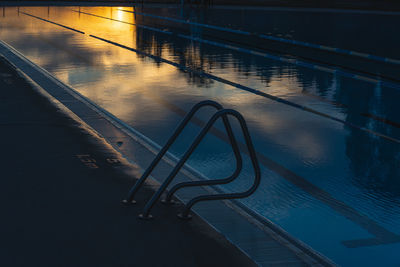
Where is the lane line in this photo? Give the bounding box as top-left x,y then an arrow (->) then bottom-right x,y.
361,113 -> 400,128
73,9 -> 400,91
89,34 -> 400,145
302,91 -> 400,129
15,12 -> 400,141
119,8 -> 400,66
9,14 -> 400,247
147,95 -> 400,247
72,10 -> 174,35
0,39 -> 336,264
19,12 -> 85,34
72,10 -> 400,130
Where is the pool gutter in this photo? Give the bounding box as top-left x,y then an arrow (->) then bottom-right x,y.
0,39 -> 336,267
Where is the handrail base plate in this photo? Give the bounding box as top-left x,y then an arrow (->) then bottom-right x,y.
177,213 -> 192,220
138,213 -> 154,220
122,199 -> 137,205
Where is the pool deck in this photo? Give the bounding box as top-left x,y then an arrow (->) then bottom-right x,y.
0,56 -> 259,266
0,41 -> 332,265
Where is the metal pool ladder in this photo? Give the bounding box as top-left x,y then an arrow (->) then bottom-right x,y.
122,100 -> 261,220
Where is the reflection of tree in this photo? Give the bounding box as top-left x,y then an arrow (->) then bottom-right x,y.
134,21 -> 285,88
339,80 -> 400,198
134,18 -> 400,201
346,127 -> 400,197
295,67 -> 334,96
134,11 -> 345,96
135,26 -> 215,87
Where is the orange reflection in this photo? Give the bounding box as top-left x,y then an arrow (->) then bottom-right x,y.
0,6 -> 325,161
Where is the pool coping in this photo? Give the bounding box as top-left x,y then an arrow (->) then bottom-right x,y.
0,39 -> 336,266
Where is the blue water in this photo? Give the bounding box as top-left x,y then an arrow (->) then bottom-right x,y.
0,5 -> 399,266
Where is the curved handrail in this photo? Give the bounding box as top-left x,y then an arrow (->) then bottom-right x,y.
165,170 -> 239,203
139,108 -> 260,219
178,109 -> 261,219
123,100 -> 242,205
164,115 -> 245,203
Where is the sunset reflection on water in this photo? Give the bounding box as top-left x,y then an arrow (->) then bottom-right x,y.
1,6 -> 400,266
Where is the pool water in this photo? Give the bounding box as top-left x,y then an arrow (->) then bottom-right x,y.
1,5 -> 399,266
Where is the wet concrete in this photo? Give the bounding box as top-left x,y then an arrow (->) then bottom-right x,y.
0,56 -> 256,266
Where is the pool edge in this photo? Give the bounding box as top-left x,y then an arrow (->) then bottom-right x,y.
0,39 -> 337,267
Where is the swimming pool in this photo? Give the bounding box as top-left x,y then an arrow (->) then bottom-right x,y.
1,5 -> 399,266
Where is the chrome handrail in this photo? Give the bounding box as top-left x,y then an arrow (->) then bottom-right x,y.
122,100 -> 242,206
135,103 -> 260,220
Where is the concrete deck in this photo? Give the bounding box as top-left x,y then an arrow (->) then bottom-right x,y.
0,56 -> 257,266
0,35 -> 333,265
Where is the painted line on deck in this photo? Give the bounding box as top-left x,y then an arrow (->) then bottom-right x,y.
89,34 -> 400,145
19,11 -> 85,34
119,8 -> 400,66
73,9 -> 400,91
